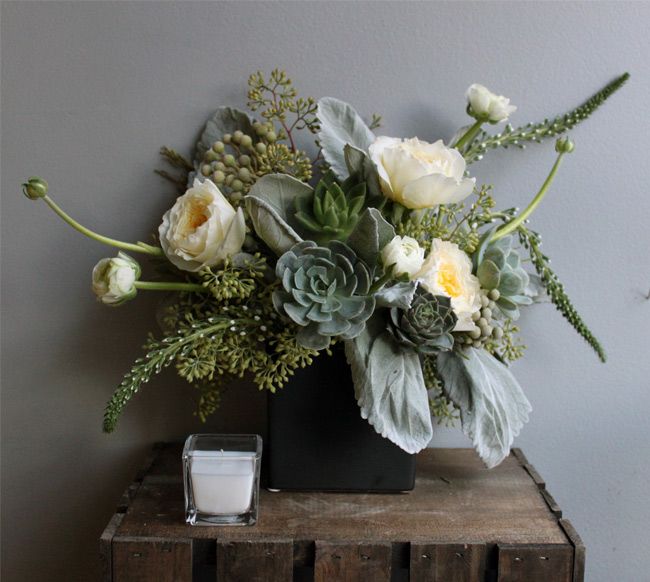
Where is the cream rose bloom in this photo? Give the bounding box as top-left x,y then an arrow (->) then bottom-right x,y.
381,235 -> 425,278
466,84 -> 516,123
159,178 -> 246,272
92,252 -> 140,306
369,137 -> 476,209
416,239 -> 481,331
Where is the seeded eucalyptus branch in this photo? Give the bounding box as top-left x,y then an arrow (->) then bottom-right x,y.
517,226 -> 606,362
463,72 -> 629,164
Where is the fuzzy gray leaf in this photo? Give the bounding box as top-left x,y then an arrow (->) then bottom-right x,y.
437,348 -> 532,468
247,174 -> 313,221
347,208 -> 395,267
245,197 -> 302,257
245,174 -> 313,255
318,98 -> 375,179
344,144 -> 383,205
375,282 -> 417,310
345,316 -> 433,454
195,107 -> 255,162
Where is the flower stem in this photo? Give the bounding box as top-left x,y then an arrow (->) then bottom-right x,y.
492,152 -> 566,242
133,281 -> 207,293
454,120 -> 483,151
42,195 -> 163,256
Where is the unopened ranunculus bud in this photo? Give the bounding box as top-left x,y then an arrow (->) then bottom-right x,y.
92,252 -> 141,306
22,177 -> 48,200
555,136 -> 575,154
466,84 -> 516,124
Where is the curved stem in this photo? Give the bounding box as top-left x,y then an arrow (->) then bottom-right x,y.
134,281 -> 207,293
492,152 -> 565,242
454,119 -> 483,151
42,195 -> 163,256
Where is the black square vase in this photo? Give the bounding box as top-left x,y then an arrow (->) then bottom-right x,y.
266,347 -> 416,492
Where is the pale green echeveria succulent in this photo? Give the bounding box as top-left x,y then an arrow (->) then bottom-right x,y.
387,289 -> 457,354
272,240 -> 375,350
294,173 -> 366,244
476,236 -> 532,318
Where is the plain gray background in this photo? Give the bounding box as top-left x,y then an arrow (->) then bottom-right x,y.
2,1 -> 649,580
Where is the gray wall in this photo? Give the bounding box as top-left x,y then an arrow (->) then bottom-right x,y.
2,2 -> 649,580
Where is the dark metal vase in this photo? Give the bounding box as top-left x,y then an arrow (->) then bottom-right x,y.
266,348 -> 416,492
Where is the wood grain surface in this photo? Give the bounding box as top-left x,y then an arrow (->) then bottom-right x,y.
101,444 -> 581,581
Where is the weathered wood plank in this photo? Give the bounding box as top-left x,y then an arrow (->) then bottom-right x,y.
112,537 -> 192,582
314,541 -> 391,582
117,446 -> 568,546
523,464 -> 546,490
559,519 -> 585,582
510,448 -> 529,465
99,512 -> 124,582
409,543 -> 486,582
105,444 -> 580,581
540,489 -> 562,518
216,539 -> 292,582
497,544 -> 573,582
116,482 -> 141,514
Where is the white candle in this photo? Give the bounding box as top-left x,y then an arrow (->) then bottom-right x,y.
190,450 -> 255,515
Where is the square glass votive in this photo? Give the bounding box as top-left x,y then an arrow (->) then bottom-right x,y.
183,434 -> 262,526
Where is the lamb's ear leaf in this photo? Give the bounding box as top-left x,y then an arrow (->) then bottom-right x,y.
245,174 -> 314,254
346,208 -> 395,267
437,348 -> 532,468
195,107 -> 254,163
188,107 -> 256,185
345,315 -> 433,454
317,97 -> 375,179
245,196 -> 302,257
344,144 -> 383,206
375,282 -> 417,310
245,174 -> 313,256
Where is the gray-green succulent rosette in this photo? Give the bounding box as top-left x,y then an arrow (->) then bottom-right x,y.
24,68 -> 625,467
272,241 -> 374,350
387,290 -> 457,354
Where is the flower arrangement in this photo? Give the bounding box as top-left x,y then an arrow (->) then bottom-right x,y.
23,70 -> 628,467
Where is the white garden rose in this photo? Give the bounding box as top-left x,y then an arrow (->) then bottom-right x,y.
381,235 -> 425,278
92,252 -> 140,306
466,84 -> 516,123
416,239 -> 481,331
369,137 -> 476,209
159,178 -> 246,272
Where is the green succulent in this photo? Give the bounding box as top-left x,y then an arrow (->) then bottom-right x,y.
272,240 -> 375,350
476,236 -> 532,318
387,290 -> 457,354
294,173 -> 366,243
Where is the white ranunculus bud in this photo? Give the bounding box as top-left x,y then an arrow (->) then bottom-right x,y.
369,137 -> 476,210
92,252 -> 140,306
466,84 -> 517,124
416,239 -> 481,331
159,178 -> 246,272
381,235 -> 425,278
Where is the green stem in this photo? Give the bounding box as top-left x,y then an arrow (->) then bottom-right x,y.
369,270 -> 395,294
454,119 -> 483,151
42,195 -> 163,256
492,152 -> 565,242
134,281 -> 207,293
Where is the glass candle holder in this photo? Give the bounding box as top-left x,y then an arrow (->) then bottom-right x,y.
183,434 -> 262,526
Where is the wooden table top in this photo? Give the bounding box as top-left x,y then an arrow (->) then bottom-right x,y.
115,444 -> 568,546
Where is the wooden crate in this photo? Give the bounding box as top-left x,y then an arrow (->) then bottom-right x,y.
100,444 -> 584,581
